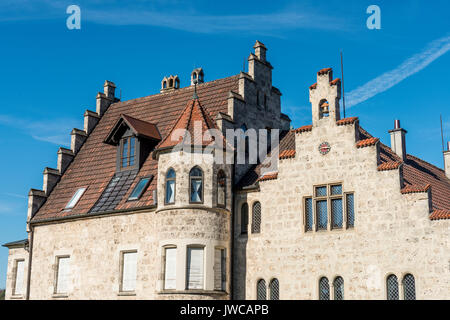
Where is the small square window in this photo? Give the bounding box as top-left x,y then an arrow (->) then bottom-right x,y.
65,188 -> 86,209
331,184 -> 342,195
128,176 -> 152,201
315,186 -> 327,197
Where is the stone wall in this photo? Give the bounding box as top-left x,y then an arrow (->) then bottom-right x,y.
26,206 -> 230,300
5,247 -> 28,300
233,118 -> 450,300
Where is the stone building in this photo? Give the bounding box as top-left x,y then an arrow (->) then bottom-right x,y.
3,41 -> 450,300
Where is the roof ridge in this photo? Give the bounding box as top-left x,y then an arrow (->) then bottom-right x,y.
406,153 -> 447,175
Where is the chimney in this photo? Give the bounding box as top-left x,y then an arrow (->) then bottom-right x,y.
96,92 -> 112,116
161,75 -> 180,93
104,80 -> 116,99
191,68 -> 204,86
444,141 -> 450,179
254,40 -> 267,62
70,128 -> 87,154
57,147 -> 74,174
27,189 -> 46,222
388,120 -> 407,161
42,167 -> 60,195
84,110 -> 100,134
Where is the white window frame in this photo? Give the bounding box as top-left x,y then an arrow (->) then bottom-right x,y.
12,259 -> 25,296
163,246 -> 177,290
65,187 -> 86,209
54,255 -> 70,295
186,245 -> 205,290
119,250 -> 138,293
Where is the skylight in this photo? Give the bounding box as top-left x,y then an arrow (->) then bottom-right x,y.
65,187 -> 86,209
128,176 -> 152,201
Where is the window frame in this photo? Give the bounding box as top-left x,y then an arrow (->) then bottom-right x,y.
386,274 -> 400,300
318,276 -> 330,300
118,135 -> 138,171
269,278 -> 280,300
256,279 -> 267,300
304,183 -> 354,233
213,247 -> 227,292
185,245 -> 206,290
164,168 -> 176,205
162,245 -> 177,291
128,176 -> 152,201
119,250 -> 138,294
12,259 -> 25,297
251,201 -> 262,234
332,276 -> 344,300
189,166 -> 204,204
54,255 -> 70,296
64,187 -> 87,210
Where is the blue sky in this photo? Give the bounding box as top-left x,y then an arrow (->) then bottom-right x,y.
0,0 -> 449,288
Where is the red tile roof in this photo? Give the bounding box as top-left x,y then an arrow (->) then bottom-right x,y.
32,75 -> 239,221
317,68 -> 332,75
337,117 -> 358,126
121,114 -> 162,141
257,172 -> 278,182
279,149 -> 295,159
429,209 -> 450,220
401,184 -> 431,194
330,78 -> 341,86
377,161 -> 402,171
157,97 -> 228,150
295,125 -> 313,133
309,83 -> 317,90
356,137 -> 379,148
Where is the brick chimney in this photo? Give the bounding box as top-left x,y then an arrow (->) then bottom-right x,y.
389,120 -> 407,161
444,141 -> 450,179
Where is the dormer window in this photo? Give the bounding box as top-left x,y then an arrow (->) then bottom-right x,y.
121,137 -> 136,168
104,114 -> 162,173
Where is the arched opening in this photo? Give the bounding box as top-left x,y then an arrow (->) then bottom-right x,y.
240,203 -> 248,234
319,99 -> 330,119
189,166 -> 203,203
269,278 -> 279,300
386,274 -> 399,300
256,279 -> 266,300
319,277 -> 330,300
165,168 -> 176,204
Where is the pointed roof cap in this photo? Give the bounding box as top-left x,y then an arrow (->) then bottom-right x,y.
157,97 -> 229,150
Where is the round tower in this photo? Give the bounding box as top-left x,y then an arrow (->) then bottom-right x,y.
152,94 -> 233,299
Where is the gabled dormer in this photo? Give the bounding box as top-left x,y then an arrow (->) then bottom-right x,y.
104,114 -> 161,172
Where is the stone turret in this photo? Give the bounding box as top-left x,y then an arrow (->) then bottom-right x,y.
309,68 -> 341,126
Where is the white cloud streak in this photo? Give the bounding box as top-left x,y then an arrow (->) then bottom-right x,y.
0,114 -> 77,146
346,35 -> 450,108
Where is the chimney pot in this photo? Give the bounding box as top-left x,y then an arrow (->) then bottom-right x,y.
388,120 -> 407,161
444,141 -> 450,179
103,80 -> 116,99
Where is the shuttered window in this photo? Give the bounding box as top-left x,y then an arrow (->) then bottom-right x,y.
13,260 -> 25,295
164,247 -> 177,290
55,256 -> 70,294
186,247 -> 204,290
121,251 -> 137,292
214,248 -> 226,291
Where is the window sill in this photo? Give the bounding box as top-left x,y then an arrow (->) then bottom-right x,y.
118,291 -> 136,296
158,290 -> 227,296
10,295 -> 24,299
52,293 -> 69,299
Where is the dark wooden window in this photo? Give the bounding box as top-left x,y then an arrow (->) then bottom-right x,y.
121,137 -> 136,168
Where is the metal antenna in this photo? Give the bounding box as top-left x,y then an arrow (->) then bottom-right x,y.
441,114 -> 445,152
340,51 -> 346,118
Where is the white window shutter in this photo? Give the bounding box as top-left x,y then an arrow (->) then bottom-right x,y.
187,247 -> 204,290
56,257 -> 70,294
14,260 -> 25,295
164,248 -> 177,290
122,252 -> 137,292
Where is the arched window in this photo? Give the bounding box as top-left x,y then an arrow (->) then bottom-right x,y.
165,168 -> 176,204
217,170 -> 226,207
256,279 -> 266,300
402,274 -> 416,300
241,203 -> 248,235
333,276 -> 344,300
319,99 -> 330,119
251,202 -> 261,234
319,277 -> 330,300
269,278 -> 279,300
189,167 -> 203,203
386,274 -> 399,300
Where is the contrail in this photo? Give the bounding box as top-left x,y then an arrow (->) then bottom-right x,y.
347,35 -> 450,108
